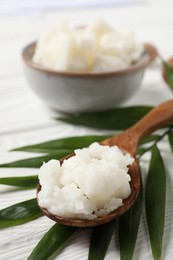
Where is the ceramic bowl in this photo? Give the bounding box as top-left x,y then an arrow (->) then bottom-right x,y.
22,42 -> 156,113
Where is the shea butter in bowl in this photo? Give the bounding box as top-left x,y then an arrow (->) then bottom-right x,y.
22,20 -> 155,113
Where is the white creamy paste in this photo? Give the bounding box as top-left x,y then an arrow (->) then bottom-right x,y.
38,142 -> 134,220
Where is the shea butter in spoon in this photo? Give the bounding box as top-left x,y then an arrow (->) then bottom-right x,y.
38,142 -> 134,220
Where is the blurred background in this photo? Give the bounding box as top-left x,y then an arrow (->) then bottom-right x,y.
0,0 -> 145,16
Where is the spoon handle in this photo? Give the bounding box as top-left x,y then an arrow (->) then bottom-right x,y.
127,99 -> 173,144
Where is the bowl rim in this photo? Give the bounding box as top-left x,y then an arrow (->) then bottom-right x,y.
22,41 -> 156,78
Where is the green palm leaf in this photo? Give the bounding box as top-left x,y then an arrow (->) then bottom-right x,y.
162,60 -> 173,91
88,220 -> 116,260
28,223 -> 77,260
168,131 -> 173,153
145,145 -> 166,260
11,135 -> 109,153
0,151 -> 73,168
0,198 -> 42,228
0,175 -> 38,188
119,168 -> 143,260
58,106 -> 152,130
139,134 -> 160,145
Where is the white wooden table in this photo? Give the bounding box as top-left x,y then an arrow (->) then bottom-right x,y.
0,1 -> 173,259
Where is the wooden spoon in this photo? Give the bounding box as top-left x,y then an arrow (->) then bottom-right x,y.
37,100 -> 173,227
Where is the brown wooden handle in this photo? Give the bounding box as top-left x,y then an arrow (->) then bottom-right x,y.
127,99 -> 173,144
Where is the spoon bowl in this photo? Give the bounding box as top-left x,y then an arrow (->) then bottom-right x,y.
37,100 -> 173,227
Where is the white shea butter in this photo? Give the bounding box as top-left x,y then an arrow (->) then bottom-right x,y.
38,142 -> 134,219
33,19 -> 144,73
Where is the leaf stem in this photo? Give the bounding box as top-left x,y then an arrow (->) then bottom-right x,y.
138,125 -> 173,158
